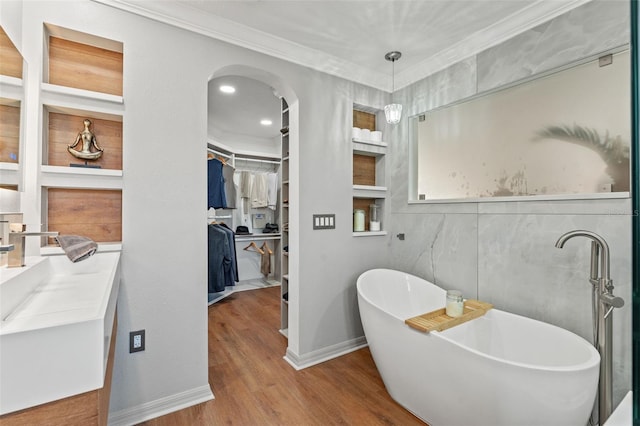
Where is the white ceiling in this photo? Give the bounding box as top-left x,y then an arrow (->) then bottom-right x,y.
208,75 -> 282,140
98,0 -> 590,139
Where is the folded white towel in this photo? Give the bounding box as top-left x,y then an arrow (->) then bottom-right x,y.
56,235 -> 98,263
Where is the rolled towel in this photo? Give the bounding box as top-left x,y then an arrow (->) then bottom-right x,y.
56,235 -> 98,263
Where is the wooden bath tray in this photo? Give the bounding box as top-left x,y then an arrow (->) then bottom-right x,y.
405,300 -> 493,333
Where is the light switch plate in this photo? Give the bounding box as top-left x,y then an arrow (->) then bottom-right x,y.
313,214 -> 335,230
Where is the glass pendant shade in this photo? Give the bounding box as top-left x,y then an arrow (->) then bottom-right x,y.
384,103 -> 402,124
384,51 -> 403,124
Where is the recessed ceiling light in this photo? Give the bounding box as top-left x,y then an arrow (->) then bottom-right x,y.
219,85 -> 236,94
260,119 -> 273,126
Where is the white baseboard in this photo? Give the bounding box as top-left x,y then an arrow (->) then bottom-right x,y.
108,384 -> 214,426
284,336 -> 368,370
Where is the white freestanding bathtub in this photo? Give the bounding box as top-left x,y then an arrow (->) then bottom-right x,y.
356,269 -> 600,426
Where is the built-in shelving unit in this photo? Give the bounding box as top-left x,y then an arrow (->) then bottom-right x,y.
40,24 -> 124,247
206,141 -> 282,291
280,97 -> 290,336
352,105 -> 387,237
0,26 -> 24,190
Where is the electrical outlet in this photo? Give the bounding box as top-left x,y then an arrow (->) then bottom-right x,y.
129,330 -> 145,353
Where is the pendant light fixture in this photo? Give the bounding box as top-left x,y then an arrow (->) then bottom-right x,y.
384,51 -> 402,124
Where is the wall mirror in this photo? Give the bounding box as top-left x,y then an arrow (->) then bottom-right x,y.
0,24 -> 26,195
410,48 -> 631,202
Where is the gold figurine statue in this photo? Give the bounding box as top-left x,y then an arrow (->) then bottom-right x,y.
68,119 -> 103,160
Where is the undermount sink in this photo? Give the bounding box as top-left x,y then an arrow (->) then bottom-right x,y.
0,252 -> 121,415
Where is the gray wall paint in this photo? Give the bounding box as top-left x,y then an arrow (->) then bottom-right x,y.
390,0 -> 632,405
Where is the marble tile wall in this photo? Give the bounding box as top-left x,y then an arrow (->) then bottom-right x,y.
387,0 -> 632,406
477,0 -> 630,93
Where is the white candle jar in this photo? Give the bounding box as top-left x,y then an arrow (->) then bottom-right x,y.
445,290 -> 464,317
353,209 -> 365,232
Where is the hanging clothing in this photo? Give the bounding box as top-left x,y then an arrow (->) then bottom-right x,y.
216,222 -> 239,283
208,223 -> 238,293
222,163 -> 237,209
207,224 -> 231,293
267,172 -> 278,210
260,249 -> 271,276
238,170 -> 253,211
207,159 -> 227,209
251,173 -> 268,208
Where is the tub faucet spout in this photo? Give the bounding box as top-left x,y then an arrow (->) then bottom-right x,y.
555,229 -> 624,425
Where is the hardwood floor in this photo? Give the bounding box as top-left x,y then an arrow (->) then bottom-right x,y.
140,286 -> 426,425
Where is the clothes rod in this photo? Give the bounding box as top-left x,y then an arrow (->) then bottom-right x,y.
235,157 -> 280,165
207,148 -> 232,159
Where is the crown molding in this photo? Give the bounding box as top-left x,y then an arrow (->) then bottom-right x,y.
91,0 -> 389,90
93,0 -> 590,92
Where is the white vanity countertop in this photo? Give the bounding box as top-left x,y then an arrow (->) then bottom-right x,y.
0,252 -> 121,415
1,257 -> 115,334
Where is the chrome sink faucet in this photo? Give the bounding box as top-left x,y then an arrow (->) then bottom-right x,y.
7,224 -> 59,268
555,230 -> 624,425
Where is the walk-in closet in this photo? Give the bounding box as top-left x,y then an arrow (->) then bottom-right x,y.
206,74 -> 284,308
